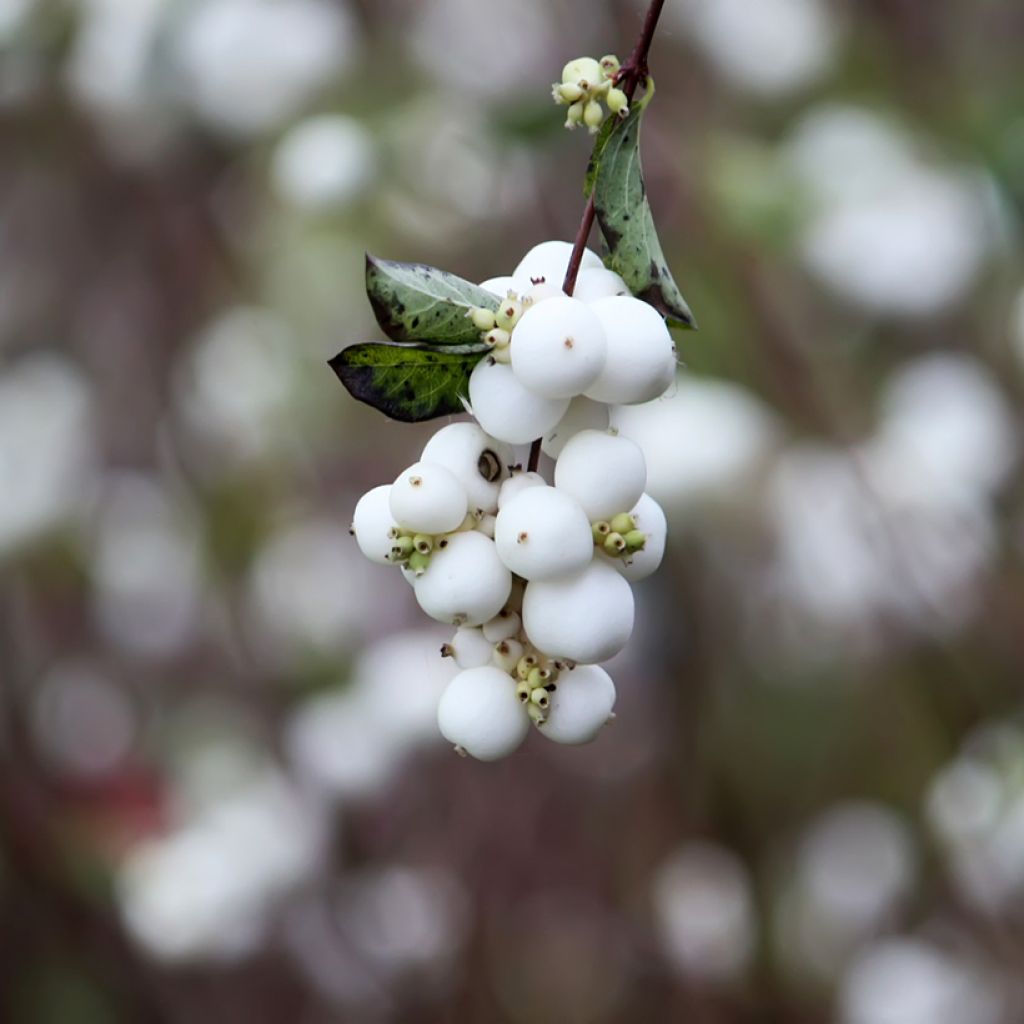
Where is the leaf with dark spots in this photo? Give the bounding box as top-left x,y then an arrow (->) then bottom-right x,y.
365,255 -> 500,346
329,342 -> 487,423
592,103 -> 696,330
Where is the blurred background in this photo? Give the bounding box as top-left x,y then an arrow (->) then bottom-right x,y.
2,0 -> 1024,1020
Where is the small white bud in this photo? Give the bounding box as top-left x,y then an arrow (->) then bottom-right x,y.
482,609 -> 522,643
449,625 -> 496,669
492,637 -> 525,673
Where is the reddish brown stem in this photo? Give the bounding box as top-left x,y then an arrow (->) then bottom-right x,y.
526,0 -> 667,474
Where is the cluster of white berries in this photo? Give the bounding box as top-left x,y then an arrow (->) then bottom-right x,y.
552,55 -> 628,132
351,240 -> 674,761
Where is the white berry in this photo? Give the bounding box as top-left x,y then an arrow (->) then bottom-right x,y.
389,461 -> 469,535
437,666 -> 529,761
494,486 -> 593,581
482,609 -> 521,643
497,471 -> 546,509
518,278 -> 563,304
479,276 -> 516,298
510,296 -> 607,399
540,665 -> 616,744
513,241 -> 602,290
573,267 -> 629,303
522,560 -> 635,663
469,359 -> 569,445
584,296 -> 677,405
554,429 -> 647,521
351,485 -> 398,565
541,396 -> 610,459
414,531 -> 511,626
420,422 -> 512,514
448,625 -> 495,669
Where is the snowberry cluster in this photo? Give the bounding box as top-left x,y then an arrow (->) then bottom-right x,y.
552,55 -> 629,132
351,240 -> 674,761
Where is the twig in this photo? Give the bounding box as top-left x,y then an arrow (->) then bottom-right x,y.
527,0 -> 667,473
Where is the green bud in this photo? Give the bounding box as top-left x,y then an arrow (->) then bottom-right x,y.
565,101 -> 584,129
603,532 -> 627,556
527,666 -> 544,689
484,327 -> 511,349
407,550 -> 430,575
527,702 -> 546,725
624,529 -> 647,552
492,345 -> 512,365
515,680 -> 532,703
495,298 -> 523,331
592,521 -> 611,544
583,100 -> 604,132
470,307 -> 496,331
517,655 -> 536,681
413,534 -> 433,555
607,87 -> 628,116
390,536 -> 414,560
600,54 -> 620,78
610,513 -> 636,535
530,687 -> 550,709
493,638 -> 524,673
557,82 -> 585,104
562,57 -> 602,88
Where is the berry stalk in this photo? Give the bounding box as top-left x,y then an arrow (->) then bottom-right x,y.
526,0 -> 668,474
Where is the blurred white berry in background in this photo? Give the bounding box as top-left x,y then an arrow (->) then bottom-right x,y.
838,939 -> 1007,1024
612,378 -> 779,513
174,0 -> 357,137
0,353 -> 97,555
784,104 -> 994,317
669,0 -> 839,99
652,841 -> 756,984
271,114 -> 375,212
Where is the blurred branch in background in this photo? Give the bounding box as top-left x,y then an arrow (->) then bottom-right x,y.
2,0 -> 1024,1022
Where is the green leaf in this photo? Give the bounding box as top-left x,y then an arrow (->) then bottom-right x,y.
584,79 -> 655,199
329,342 -> 486,423
365,255 -> 499,346
583,116 -> 618,198
592,102 -> 697,329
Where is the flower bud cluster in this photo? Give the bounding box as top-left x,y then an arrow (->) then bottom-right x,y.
552,55 -> 629,133
350,240 -> 676,761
